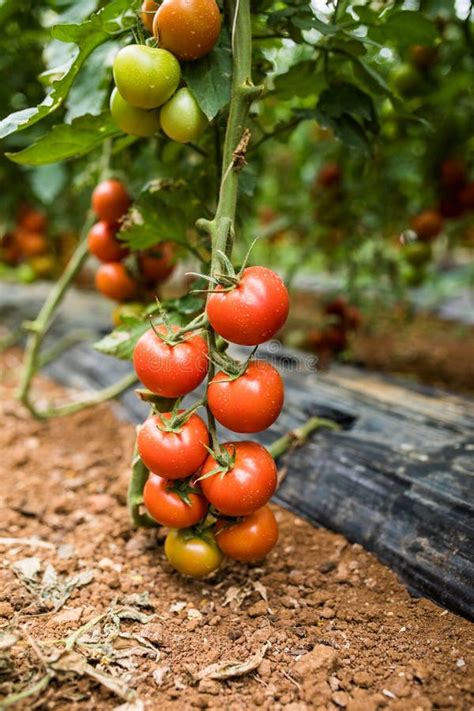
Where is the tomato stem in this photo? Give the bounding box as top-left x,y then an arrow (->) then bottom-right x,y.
199,0 -> 261,457
270,416 -> 341,464
128,439 -> 159,528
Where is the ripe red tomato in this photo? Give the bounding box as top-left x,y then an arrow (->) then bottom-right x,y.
95,262 -> 137,301
324,296 -> 348,319
208,360 -> 284,433
92,179 -> 131,224
0,233 -> 21,265
410,210 -> 443,241
207,266 -> 289,346
438,196 -> 464,219
440,158 -> 467,189
88,221 -> 128,263
15,230 -> 48,257
200,441 -> 277,516
144,473 -> 208,527
19,208 -> 47,232
139,242 -> 176,283
153,0 -> 221,62
138,411 -> 209,479
133,324 -> 208,397
215,506 -> 279,562
141,0 -> 158,32
317,162 -> 341,188
409,44 -> 438,71
460,182 -> 474,210
165,528 -> 223,578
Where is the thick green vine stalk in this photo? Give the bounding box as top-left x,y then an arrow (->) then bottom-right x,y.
200,0 -> 260,448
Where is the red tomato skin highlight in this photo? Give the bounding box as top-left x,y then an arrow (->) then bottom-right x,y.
207,360 -> 284,433
133,325 -> 209,397
215,506 -> 279,561
137,412 -> 210,479
207,266 -> 290,346
143,473 -> 208,527
200,441 -> 277,516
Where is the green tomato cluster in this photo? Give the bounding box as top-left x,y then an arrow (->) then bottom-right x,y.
110,44 -> 208,144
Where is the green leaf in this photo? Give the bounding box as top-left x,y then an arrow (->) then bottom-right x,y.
372,10 -> 437,51
165,293 -> 205,315
0,0 -> 137,140
94,317 -> 150,360
350,56 -> 394,97
65,41 -> 116,121
292,13 -> 340,35
273,61 -> 321,100
315,82 -> 378,154
30,163 -> 68,203
6,113 -> 120,165
183,41 -> 232,120
119,180 -> 201,251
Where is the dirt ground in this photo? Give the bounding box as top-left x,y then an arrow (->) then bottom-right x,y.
0,348 -> 472,711
286,292 -> 474,396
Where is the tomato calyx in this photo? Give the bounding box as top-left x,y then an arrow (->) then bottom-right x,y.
178,515 -> 217,541
196,445 -> 236,482
209,346 -> 258,381
135,389 -> 177,410
154,398 -> 205,433
148,304 -> 207,346
166,477 -> 201,507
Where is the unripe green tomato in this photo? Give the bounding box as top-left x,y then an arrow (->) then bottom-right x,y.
391,63 -> 422,97
110,88 -> 161,137
160,88 -> 208,143
403,242 -> 432,268
113,45 -> 181,109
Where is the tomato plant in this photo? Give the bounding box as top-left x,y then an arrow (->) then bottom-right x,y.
215,506 -> 279,562
137,411 -> 209,479
2,0 -> 471,585
144,473 -> 208,528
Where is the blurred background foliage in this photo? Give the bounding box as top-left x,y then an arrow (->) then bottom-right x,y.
0,0 -> 473,315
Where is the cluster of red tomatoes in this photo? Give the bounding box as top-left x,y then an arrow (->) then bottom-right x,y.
132,265 -> 290,577
110,0 -> 221,143
306,295 -> 362,365
0,206 -> 56,278
89,178 -> 176,303
404,157 -> 474,278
